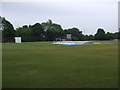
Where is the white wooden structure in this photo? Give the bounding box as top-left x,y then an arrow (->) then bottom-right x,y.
66,34 -> 71,39
15,37 -> 21,43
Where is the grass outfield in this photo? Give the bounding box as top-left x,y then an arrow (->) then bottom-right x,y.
2,41 -> 118,88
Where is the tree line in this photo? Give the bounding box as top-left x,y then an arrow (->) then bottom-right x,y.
1,16 -> 120,42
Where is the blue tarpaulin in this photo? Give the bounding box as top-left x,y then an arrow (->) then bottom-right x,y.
58,42 -> 112,46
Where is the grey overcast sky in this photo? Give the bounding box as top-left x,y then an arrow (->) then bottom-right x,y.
1,0 -> 119,35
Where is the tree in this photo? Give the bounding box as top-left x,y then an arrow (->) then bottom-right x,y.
16,26 -> 33,42
31,23 -> 45,41
64,28 -> 84,41
1,17 -> 15,42
105,32 -> 114,40
46,24 -> 64,41
118,32 -> 120,39
2,17 -> 119,42
41,20 -> 64,41
94,28 -> 106,40
52,24 -> 64,39
85,35 -> 94,41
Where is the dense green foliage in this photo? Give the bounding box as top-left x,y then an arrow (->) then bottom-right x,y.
1,17 -> 119,42
16,26 -> 33,42
3,41 -> 118,88
64,28 -> 83,41
94,28 -> 106,40
1,17 -> 15,42
42,20 -> 64,41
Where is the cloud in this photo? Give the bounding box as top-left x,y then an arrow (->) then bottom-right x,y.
1,0 -> 119,3
1,2 -> 118,35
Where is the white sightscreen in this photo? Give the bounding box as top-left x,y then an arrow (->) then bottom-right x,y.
15,37 -> 21,43
67,34 -> 71,39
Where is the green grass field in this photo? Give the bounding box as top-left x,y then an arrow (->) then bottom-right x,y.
2,41 -> 118,88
